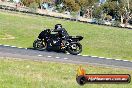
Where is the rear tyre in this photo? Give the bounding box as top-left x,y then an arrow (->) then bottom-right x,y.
67,42 -> 82,55
33,39 -> 47,51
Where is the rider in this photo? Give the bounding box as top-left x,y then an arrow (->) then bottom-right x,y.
53,24 -> 69,48
53,24 -> 69,39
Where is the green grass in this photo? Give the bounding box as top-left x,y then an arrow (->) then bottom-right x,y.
0,11 -> 132,60
0,57 -> 132,88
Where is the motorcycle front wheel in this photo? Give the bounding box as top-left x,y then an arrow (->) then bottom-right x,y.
33,39 -> 47,51
67,42 -> 82,55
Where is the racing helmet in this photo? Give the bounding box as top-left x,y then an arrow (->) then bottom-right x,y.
54,24 -> 62,32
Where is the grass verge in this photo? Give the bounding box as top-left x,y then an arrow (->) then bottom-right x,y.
0,57 -> 132,88
0,11 -> 132,60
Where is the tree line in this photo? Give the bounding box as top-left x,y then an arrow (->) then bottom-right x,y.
21,0 -> 132,26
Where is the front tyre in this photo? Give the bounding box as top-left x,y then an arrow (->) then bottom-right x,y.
67,42 -> 82,55
33,39 -> 47,51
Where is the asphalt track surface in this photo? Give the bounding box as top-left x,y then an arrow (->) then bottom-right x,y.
0,45 -> 132,70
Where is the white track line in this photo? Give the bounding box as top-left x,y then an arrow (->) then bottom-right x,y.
38,55 -> 43,57
101,57 -> 132,62
56,57 -> 60,59
64,58 -> 68,60
98,57 -> 105,58
47,56 -> 52,58
18,47 -> 23,49
122,60 -> 130,62
91,56 -> 98,57
106,58 -> 113,59
115,59 -> 122,61
4,45 -> 10,46
11,46 -> 16,47
82,55 -> 89,56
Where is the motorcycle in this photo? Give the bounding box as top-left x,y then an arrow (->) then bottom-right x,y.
33,29 -> 83,55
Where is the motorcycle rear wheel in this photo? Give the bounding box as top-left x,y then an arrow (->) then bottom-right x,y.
33,39 -> 47,51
